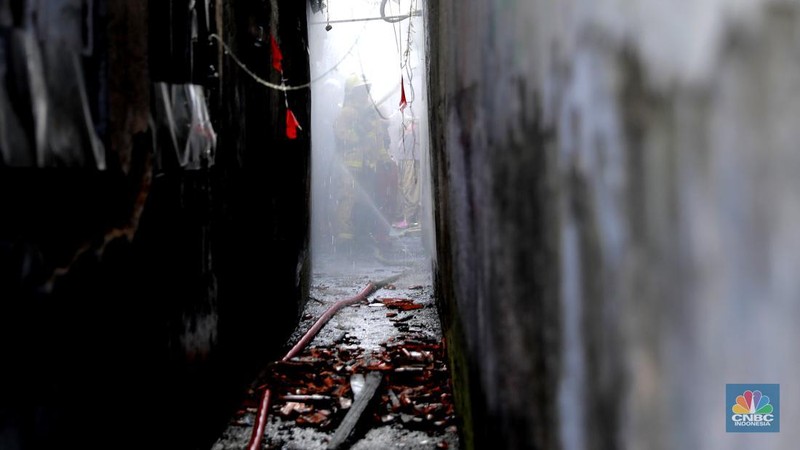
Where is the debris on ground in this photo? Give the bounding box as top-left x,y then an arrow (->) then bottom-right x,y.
381,298 -> 425,311
228,335 -> 455,436
212,234 -> 458,449
328,372 -> 382,449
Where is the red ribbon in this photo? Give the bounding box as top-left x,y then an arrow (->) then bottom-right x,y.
286,109 -> 300,139
270,34 -> 283,72
399,75 -> 408,111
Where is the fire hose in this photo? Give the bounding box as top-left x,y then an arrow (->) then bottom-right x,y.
247,272 -> 405,450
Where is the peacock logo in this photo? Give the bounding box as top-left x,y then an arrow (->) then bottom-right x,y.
726,384 -> 780,432
732,390 -> 773,415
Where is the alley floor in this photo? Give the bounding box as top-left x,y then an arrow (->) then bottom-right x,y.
212,232 -> 459,449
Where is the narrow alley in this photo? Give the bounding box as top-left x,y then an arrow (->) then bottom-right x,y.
1,1 -> 799,450
213,232 -> 458,449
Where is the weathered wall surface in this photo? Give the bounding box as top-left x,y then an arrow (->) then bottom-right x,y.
0,1 -> 310,448
427,1 -> 800,449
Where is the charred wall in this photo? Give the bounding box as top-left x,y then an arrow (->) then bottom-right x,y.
0,1 -> 310,448
427,2 -> 800,450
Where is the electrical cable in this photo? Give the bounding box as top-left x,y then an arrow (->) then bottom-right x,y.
380,0 -> 407,23
355,45 -> 395,121
209,34 -> 307,91
208,25 -> 365,91
326,0 -> 331,30
388,0 -> 402,54
400,0 -> 415,69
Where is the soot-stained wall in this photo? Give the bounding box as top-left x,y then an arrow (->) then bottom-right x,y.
427,2 -> 800,449
0,1 -> 310,448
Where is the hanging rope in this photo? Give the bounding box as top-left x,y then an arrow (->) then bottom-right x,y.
209,26 -> 365,92
209,33 -> 309,91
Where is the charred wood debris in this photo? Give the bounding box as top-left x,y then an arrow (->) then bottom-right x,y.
228,294 -> 456,449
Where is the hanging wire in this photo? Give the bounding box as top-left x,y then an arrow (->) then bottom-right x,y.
399,0 -> 419,150
404,56 -> 416,103
325,0 -> 332,30
208,26 -> 365,91
388,0 -> 402,54
206,1 -> 417,119
401,0 -> 415,69
397,0 -> 409,127
380,0 -> 408,23
356,48 -> 394,121
315,21 -> 369,78
393,0 -> 408,127
209,34 -> 306,90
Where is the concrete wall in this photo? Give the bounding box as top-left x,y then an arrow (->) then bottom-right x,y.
426,1 -> 800,449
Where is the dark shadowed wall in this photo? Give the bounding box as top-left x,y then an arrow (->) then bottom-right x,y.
0,1 -> 310,448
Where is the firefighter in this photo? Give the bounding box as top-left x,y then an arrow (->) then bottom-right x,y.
332,75 -> 391,254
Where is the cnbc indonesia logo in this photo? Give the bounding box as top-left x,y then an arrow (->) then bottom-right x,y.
727,384 -> 780,432
732,390 -> 773,424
